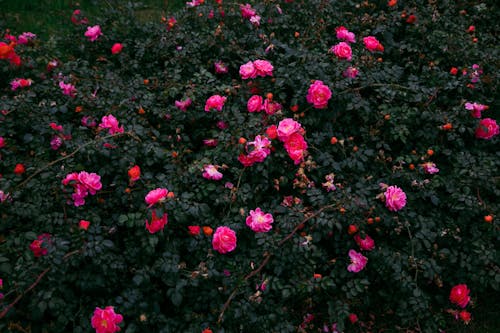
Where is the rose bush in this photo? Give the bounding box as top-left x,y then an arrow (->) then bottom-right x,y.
0,0 -> 498,332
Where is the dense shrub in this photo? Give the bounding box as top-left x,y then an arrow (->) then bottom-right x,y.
0,0 -> 498,332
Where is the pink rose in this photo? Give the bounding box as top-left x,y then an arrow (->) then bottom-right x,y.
247,95 -> 263,113
343,66 -> 359,78
277,118 -> 302,142
145,188 -> 169,207
263,99 -> 282,115
84,25 -> 102,42
475,118 -> 499,139
214,61 -> 228,74
363,36 -> 383,52
212,226 -> 237,254
111,43 -> 123,54
0,137 -> 5,148
91,306 -> 123,333
330,42 -> 352,61
354,234 -> 375,251
175,98 -> 192,111
204,95 -> 227,112
347,249 -> 367,273
79,220 -> 90,230
59,81 -> 76,97
449,284 -> 470,308
283,132 -> 308,164
188,225 -> 201,236
421,162 -> 439,174
239,61 -> 257,79
99,114 -> 124,135
384,185 -> 407,211
78,171 -> 102,195
145,210 -> 168,234
253,60 -> 274,77
202,164 -> 223,180
465,102 -> 488,119
336,26 -> 356,43
240,4 -> 256,18
306,80 -> 332,109
246,207 -> 274,233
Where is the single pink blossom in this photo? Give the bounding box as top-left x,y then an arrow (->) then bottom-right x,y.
363,36 -> 383,52
247,135 -> 272,163
249,15 -> 261,26
247,95 -> 263,113
84,25 -> 102,42
335,26 -> 356,43
202,164 -> 223,180
17,32 -> 36,45
246,207 -> 274,232
465,102 -> 488,119
283,132 -> 308,164
204,95 -> 227,112
91,306 -> 123,333
59,81 -> 76,97
212,226 -> 237,254
79,220 -> 91,230
240,4 -> 256,18
354,234 -> 375,251
306,80 -> 332,109
449,284 -> 471,308
263,99 -> 282,115
277,118 -> 302,142
475,118 -> 499,140
214,61 -> 228,74
239,61 -> 257,79
322,173 -> 336,192
145,210 -> 168,234
253,60 -> 274,77
384,185 -> 407,211
99,115 -> 124,135
347,249 -> 368,273
111,43 -> 123,54
145,188 -> 169,207
78,171 -> 102,195
175,98 -> 192,111
330,42 -> 352,61
421,162 -> 439,174
343,66 -> 359,78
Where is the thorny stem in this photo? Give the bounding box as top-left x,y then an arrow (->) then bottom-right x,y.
217,204 -> 335,324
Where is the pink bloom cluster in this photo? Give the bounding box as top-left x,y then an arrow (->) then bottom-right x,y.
384,185 -> 407,212
85,25 -> 102,42
363,36 -> 384,52
475,118 -> 499,140
175,98 -> 192,111
277,118 -> 308,164
239,60 -> 273,79
212,226 -> 237,254
336,26 -> 356,43
246,95 -> 282,115
354,234 -> 375,251
205,95 -> 227,112
99,115 -> 124,135
91,306 -> 123,333
29,233 -> 51,257
10,78 -> 32,91
202,164 -> 223,180
465,102 -> 488,119
421,162 -> 439,174
238,135 -> 272,167
240,4 -> 261,26
306,80 -> 332,109
63,171 -> 102,206
144,188 -> 170,233
347,249 -> 367,273
246,207 -> 274,233
59,81 -> 76,97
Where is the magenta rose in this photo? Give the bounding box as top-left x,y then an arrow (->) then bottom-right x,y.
247,95 -> 263,113
475,118 -> 499,139
246,207 -> 274,233
449,284 -> 471,308
384,185 -> 407,211
253,59 -> 274,77
306,80 -> 332,109
354,234 -> 375,251
239,61 -> 257,79
91,306 -> 123,333
204,95 -> 227,112
283,132 -> 308,164
212,226 -> 237,254
330,42 -> 352,61
363,36 -> 383,52
277,118 -> 302,142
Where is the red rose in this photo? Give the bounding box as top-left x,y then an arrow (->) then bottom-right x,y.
449,284 -> 470,308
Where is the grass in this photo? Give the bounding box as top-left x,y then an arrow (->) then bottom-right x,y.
0,0 -> 184,38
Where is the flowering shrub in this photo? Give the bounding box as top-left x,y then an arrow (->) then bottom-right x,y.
0,0 -> 498,332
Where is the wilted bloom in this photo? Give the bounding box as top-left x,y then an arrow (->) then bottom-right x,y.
99,115 -> 124,135
145,210 -> 168,234
81,116 -> 97,127
354,234 -> 375,251
475,118 -> 499,140
322,173 -> 336,192
263,99 -> 282,115
239,61 -> 257,79
145,188 -> 169,207
175,98 -> 192,111
421,162 -> 439,174
203,139 -> 218,147
306,80 -> 332,109
29,234 -> 51,257
91,306 -> 123,333
277,118 -> 302,141
246,207 -> 274,232
343,66 -> 359,78
202,164 -> 223,180
246,135 -> 272,162
59,81 -> 76,97
450,284 -> 471,308
384,185 -> 407,211
247,95 -> 263,113
111,43 -> 123,54
465,102 -> 488,119
363,36 -> 383,52
204,95 -> 227,112
167,17 -> 177,31
214,61 -> 228,74
347,249 -> 367,273
71,9 -> 88,25
188,225 -> 201,236
253,60 -> 274,77
470,63 -> 482,83
128,165 -> 141,182
17,32 -> 36,45
216,120 -> 229,129
79,220 -> 90,230
50,136 -> 63,150
212,226 -> 237,254
336,26 -> 356,43
84,25 -> 102,42
330,42 -> 352,61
